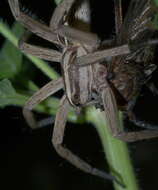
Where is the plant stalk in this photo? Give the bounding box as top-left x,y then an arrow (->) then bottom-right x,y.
87,108 -> 139,189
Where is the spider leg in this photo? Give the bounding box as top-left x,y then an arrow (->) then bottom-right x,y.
77,44 -> 130,66
19,42 -> 61,62
52,95 -> 119,184
57,25 -> 100,48
100,0 -> 122,47
116,129 -> 158,142
114,0 -> 123,35
50,0 -> 99,48
18,30 -> 61,62
146,82 -> 158,96
23,78 -> 63,129
130,116 -> 158,130
50,0 -> 75,31
8,0 -> 59,44
101,84 -> 158,142
125,97 -> 158,130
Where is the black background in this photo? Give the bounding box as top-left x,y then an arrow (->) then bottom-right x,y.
1,0 -> 158,189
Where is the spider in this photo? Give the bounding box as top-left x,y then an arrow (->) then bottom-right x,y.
8,0 -> 158,185
8,0 -> 130,184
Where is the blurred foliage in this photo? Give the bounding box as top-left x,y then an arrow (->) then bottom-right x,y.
0,23 -> 23,79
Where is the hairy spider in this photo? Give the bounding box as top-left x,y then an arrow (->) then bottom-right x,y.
8,0 -> 130,184
8,0 -> 158,185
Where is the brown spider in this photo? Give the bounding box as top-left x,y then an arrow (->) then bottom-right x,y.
8,0 -> 130,184
8,0 -> 158,185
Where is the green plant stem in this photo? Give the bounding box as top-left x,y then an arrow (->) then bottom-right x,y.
0,22 -> 59,80
87,108 -> 139,190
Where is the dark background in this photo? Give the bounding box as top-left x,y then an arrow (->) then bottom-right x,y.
1,0 -> 158,189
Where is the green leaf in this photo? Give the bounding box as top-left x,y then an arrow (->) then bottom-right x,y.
0,78 -> 17,107
0,78 -> 16,96
0,22 -> 24,79
0,78 -> 29,108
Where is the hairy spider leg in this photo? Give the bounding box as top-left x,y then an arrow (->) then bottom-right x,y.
101,80 -> 158,142
8,0 -> 59,44
18,30 -> 62,62
23,78 -> 63,129
50,0 -> 99,48
52,95 -> 121,185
